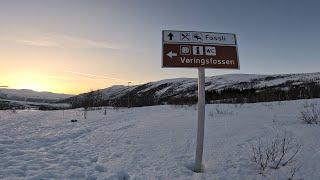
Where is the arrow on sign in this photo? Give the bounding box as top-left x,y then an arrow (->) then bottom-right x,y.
168,33 -> 174,40
166,51 -> 177,59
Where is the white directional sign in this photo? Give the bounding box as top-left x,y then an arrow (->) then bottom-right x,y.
162,30 -> 239,69
163,30 -> 236,45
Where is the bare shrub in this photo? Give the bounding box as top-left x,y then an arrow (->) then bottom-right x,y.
172,104 -> 184,109
263,103 -> 274,108
208,110 -> 214,118
300,105 -> 320,124
208,106 -> 234,118
113,106 -> 120,111
11,108 -> 17,114
215,107 -> 234,115
250,132 -> 301,173
83,107 -> 88,119
288,165 -> 301,180
303,101 -> 317,108
233,103 -> 244,108
104,107 -> 107,116
250,139 -> 270,172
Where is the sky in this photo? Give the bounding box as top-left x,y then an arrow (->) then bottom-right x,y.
1,0 -> 320,94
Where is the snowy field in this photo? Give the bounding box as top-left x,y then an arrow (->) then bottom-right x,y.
1,99 -> 320,179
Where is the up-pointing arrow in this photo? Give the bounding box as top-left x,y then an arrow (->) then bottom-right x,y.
167,51 -> 177,59
168,33 -> 174,40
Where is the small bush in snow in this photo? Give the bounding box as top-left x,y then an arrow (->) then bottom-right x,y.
303,101 -> 317,108
288,165 -> 301,180
300,105 -> 320,124
104,107 -> 107,116
233,103 -> 244,108
250,132 -> 301,173
208,107 -> 235,117
11,108 -> 17,114
263,103 -> 274,108
208,110 -> 214,118
215,107 -> 234,115
83,108 -> 88,119
113,106 -> 120,111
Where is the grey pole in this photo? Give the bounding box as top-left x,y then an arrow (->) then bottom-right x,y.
195,67 -> 205,172
127,82 -> 131,108
0,86 -> 8,99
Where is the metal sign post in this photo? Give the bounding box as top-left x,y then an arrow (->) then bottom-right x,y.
161,30 -> 239,172
195,67 -> 205,172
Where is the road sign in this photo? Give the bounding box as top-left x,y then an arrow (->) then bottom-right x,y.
162,30 -> 239,69
161,30 -> 240,172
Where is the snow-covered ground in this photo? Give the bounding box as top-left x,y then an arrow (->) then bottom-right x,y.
1,99 -> 320,179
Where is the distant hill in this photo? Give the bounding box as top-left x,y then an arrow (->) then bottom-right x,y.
61,72 -> 320,107
0,88 -> 73,103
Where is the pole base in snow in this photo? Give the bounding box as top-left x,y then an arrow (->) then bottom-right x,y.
192,163 -> 205,173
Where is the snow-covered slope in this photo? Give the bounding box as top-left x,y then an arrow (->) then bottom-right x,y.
138,72 -> 320,96
1,99 -> 320,179
64,72 -> 320,106
0,88 -> 73,101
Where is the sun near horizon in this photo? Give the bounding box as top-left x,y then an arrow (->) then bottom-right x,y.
1,69 -> 139,95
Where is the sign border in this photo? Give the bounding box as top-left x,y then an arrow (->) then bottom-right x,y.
161,30 -> 240,70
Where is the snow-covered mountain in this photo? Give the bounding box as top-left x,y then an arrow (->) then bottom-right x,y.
62,72 -> 320,107
0,88 -> 73,102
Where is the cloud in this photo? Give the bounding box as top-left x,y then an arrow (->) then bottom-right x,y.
11,33 -> 122,50
15,39 -> 60,47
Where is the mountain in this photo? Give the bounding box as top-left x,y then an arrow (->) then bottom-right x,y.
61,72 -> 320,107
0,88 -> 74,103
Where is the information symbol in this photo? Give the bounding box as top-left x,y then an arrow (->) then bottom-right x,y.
180,45 -> 191,55
192,46 -> 204,55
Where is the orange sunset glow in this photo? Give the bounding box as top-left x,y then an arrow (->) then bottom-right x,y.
1,1 -> 320,95
0,33 -> 144,95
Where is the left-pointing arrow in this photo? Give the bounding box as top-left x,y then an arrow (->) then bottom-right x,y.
167,51 -> 177,59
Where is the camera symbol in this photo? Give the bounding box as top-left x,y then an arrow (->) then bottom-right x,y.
180,45 -> 191,55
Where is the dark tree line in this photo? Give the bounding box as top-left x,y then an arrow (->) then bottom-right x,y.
207,82 -> 320,104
